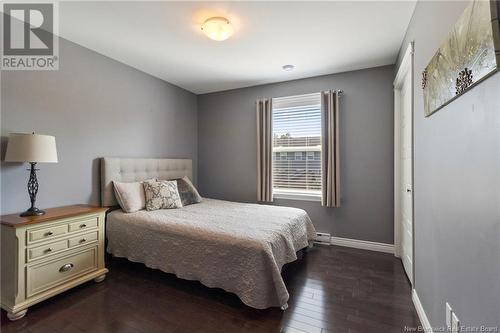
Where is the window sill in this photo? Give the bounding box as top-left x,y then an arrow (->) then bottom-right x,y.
273,190 -> 321,202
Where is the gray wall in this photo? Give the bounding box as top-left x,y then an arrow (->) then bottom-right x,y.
0,37 -> 198,214
396,1 -> 500,330
198,66 -> 395,244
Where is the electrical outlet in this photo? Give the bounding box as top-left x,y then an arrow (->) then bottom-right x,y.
451,312 -> 460,333
446,302 -> 453,329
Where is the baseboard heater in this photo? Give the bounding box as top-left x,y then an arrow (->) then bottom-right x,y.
314,233 -> 395,253
314,232 -> 331,245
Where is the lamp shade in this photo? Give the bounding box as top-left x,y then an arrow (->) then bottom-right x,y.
5,133 -> 58,163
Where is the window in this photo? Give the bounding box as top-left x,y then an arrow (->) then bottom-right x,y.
272,93 -> 321,201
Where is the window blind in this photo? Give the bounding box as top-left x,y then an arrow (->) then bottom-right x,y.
272,93 -> 321,195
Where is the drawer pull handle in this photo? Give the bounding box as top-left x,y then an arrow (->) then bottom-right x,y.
59,263 -> 74,273
79,238 -> 86,243
80,224 -> 87,228
44,248 -> 53,253
45,231 -> 54,236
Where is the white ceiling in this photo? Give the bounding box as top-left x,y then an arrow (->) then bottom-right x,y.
58,1 -> 416,94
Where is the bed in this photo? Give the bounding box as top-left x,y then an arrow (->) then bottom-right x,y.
101,157 -> 316,309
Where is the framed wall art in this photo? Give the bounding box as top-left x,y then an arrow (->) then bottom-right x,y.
423,0 -> 500,117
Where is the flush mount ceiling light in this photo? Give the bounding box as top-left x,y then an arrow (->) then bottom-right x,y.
201,17 -> 234,41
282,64 -> 295,71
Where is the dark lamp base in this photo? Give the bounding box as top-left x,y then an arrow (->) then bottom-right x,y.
20,207 -> 46,217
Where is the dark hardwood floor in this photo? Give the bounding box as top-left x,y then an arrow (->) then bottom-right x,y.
1,245 -> 420,333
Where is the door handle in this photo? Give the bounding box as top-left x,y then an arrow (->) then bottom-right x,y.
59,263 -> 74,273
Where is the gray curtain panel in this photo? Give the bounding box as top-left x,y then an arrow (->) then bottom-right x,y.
321,91 -> 341,207
256,98 -> 273,202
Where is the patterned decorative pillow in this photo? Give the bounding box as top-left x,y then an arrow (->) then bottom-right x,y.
175,176 -> 202,206
143,180 -> 183,211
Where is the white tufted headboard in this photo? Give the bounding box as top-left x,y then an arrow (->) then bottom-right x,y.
100,157 -> 193,207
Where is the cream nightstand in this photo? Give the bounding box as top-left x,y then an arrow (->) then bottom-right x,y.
1,205 -> 108,320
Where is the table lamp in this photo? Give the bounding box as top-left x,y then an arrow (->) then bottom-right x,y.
5,133 -> 58,216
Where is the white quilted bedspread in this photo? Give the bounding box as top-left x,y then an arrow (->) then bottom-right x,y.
106,198 -> 316,309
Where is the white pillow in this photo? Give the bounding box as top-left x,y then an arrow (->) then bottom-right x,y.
113,180 -> 152,213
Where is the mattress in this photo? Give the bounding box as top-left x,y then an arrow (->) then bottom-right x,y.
106,198 -> 316,309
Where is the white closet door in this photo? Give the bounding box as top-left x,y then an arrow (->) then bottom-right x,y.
399,66 -> 413,284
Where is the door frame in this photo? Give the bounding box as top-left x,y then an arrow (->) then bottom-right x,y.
393,42 -> 415,286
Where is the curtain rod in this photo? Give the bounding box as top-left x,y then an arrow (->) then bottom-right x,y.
322,90 -> 344,94
263,90 -> 344,102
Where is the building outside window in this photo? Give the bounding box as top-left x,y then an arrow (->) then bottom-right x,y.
272,92 -> 321,200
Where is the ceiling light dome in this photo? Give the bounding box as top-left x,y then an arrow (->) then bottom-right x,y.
201,17 -> 234,41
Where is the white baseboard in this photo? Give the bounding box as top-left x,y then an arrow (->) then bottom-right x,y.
412,289 -> 433,333
329,236 -> 394,254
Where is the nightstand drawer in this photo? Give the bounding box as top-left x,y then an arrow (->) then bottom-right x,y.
26,247 -> 98,298
68,217 -> 98,233
2,205 -> 107,320
28,240 -> 68,261
28,224 -> 67,243
69,231 -> 98,248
